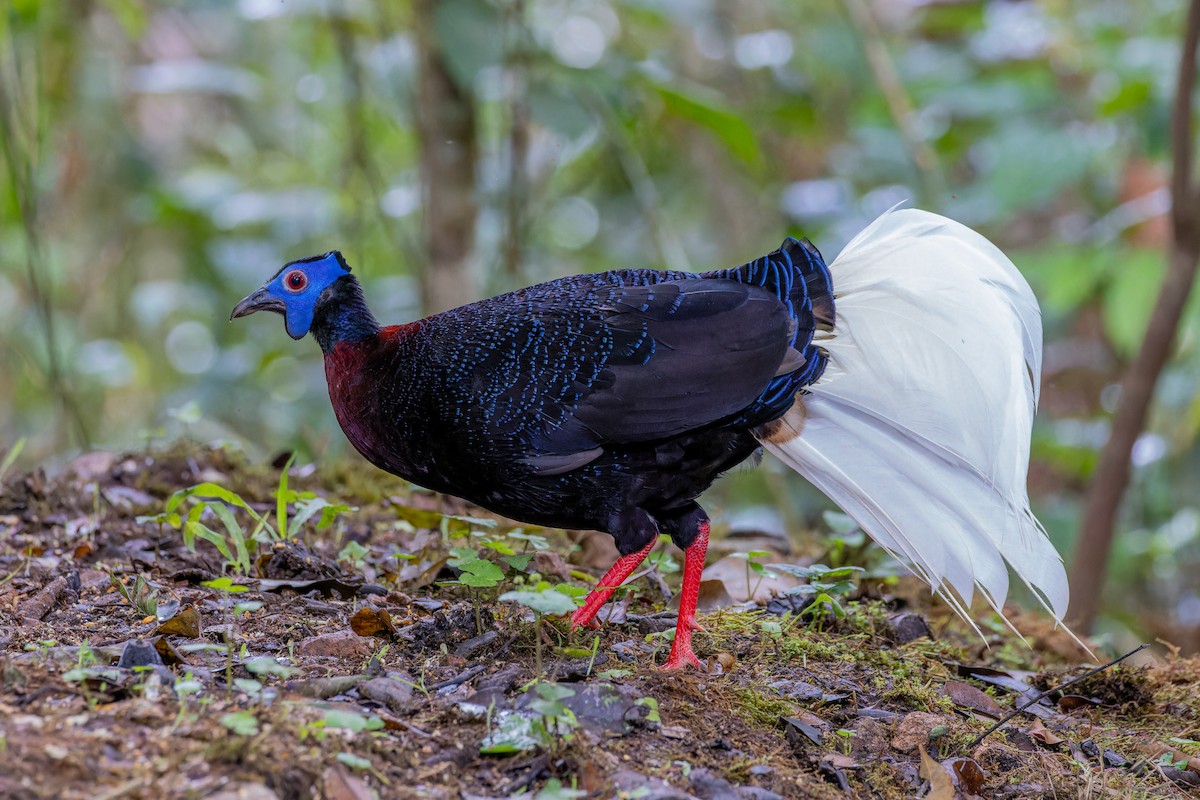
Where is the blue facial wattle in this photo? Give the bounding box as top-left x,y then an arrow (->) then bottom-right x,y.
268,252 -> 349,339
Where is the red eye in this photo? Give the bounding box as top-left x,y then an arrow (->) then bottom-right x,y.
285,270 -> 307,292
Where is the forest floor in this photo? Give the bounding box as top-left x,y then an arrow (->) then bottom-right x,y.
1,444 -> 1199,800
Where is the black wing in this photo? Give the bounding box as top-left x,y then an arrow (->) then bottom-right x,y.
420,272 -> 795,474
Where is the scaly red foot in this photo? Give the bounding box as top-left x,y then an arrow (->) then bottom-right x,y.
570,537 -> 656,630
659,521 -> 709,671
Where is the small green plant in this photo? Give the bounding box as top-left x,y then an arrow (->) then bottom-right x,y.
109,572 -> 158,617
138,460 -> 353,576
321,707 -> 385,734
172,673 -> 203,730
634,696 -> 661,724
62,642 -> 115,711
730,550 -> 774,598
201,577 -> 252,692
0,438 -> 25,481
445,545 -> 508,633
220,710 -> 260,736
534,779 -> 586,800
646,545 -> 680,575
499,584 -> 581,678
337,540 -> 370,570
528,682 -> 579,748
336,752 -> 390,786
275,455 -> 355,545
771,563 -> 865,619
139,483 -> 271,574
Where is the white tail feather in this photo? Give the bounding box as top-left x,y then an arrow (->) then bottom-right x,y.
762,208 -> 1080,641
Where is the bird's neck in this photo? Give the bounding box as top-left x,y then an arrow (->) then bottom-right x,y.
311,275 -> 382,354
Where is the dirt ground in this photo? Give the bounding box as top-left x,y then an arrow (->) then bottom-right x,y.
1,444 -> 1199,800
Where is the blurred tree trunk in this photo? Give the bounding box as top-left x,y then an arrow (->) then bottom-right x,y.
1068,0 -> 1200,632
413,0 -> 478,314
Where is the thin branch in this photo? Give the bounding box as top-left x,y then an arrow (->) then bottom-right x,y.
1068,0 -> 1200,631
842,0 -> 945,206
1172,0 -> 1200,213
331,18 -> 419,263
582,89 -> 691,273
0,27 -> 90,448
966,643 -> 1149,750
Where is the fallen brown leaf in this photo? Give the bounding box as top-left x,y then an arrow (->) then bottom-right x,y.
709,652 -> 736,674
322,763 -> 377,800
350,607 -> 398,638
157,606 -> 201,638
1027,718 -> 1064,746
821,752 -> 859,769
942,680 -> 1005,718
945,756 -> 987,793
1142,742 -> 1200,774
919,744 -> 956,800
699,554 -> 801,605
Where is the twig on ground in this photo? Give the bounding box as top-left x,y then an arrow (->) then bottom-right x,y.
429,663 -> 487,691
966,643 -> 1150,750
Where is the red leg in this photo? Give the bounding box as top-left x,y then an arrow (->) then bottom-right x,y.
570,537 -> 657,630
661,521 -> 709,670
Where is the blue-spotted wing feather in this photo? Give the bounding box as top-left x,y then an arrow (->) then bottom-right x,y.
415,239 -> 832,476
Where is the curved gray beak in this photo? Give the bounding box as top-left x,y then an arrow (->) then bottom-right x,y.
230,288 -> 285,321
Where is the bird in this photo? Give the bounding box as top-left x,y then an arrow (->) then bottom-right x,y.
231,208 -> 1076,669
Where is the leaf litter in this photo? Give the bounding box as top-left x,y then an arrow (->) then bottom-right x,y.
0,443 -> 1199,799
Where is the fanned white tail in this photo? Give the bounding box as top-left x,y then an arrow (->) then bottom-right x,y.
762,208 -> 1077,639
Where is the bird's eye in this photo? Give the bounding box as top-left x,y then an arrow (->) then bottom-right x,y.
285,270 -> 307,292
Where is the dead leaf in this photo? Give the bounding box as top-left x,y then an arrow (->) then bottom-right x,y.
919,745 -> 956,800
157,606 -> 201,638
694,579 -> 736,613
698,554 -> 801,605
1142,742 -> 1200,774
792,709 -> 832,731
350,607 -> 398,638
1058,694 -> 1101,711
1027,718 -> 1064,746
953,663 -> 1037,695
709,652 -> 736,674
821,752 -> 860,769
531,550 -> 572,581
782,716 -> 824,748
152,636 -> 187,666
322,763 -> 377,800
659,725 -> 690,739
945,756 -> 986,793
942,680 -> 1005,718
594,596 -> 629,625
408,556 -> 449,590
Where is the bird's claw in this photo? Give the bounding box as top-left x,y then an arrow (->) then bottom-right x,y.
660,646 -> 703,671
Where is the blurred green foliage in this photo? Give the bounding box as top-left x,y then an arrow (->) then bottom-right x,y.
3,0 -> 1200,646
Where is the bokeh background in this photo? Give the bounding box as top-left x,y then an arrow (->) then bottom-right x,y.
3,0 -> 1198,649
